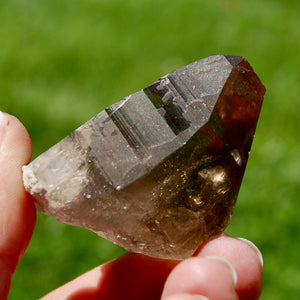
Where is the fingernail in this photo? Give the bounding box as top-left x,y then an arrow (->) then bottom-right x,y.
206,256 -> 238,287
185,296 -> 209,300
237,237 -> 264,267
164,295 -> 210,300
0,111 -> 9,126
0,111 -> 9,147
193,296 -> 210,300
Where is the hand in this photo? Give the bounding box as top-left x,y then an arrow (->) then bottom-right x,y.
0,112 -> 263,300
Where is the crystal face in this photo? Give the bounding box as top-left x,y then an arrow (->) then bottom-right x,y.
23,55 -> 265,259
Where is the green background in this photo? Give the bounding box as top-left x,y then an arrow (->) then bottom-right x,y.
1,0 -> 299,299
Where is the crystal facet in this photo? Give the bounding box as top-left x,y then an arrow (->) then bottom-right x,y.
23,55 -> 265,259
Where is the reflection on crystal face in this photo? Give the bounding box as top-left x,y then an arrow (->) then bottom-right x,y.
23,55 -> 265,259
230,149 -> 243,166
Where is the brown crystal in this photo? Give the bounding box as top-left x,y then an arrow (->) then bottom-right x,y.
23,55 -> 265,259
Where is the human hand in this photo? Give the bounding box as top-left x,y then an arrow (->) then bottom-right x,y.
0,112 -> 263,300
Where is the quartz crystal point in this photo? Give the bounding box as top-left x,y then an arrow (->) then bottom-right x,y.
23,55 -> 265,259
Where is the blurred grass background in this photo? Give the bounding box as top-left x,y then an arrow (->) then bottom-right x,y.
0,0 -> 299,299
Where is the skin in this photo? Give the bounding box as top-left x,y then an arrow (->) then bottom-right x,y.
0,113 -> 263,300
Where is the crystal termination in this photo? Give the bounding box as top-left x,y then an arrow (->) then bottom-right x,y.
23,55 -> 265,259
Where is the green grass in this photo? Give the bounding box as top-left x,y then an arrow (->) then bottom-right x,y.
1,0 -> 299,299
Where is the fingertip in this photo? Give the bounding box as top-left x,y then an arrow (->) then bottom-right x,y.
194,234 -> 263,300
206,256 -> 237,287
0,112 -> 32,166
236,237 -> 263,268
162,256 -> 238,300
0,111 -> 35,297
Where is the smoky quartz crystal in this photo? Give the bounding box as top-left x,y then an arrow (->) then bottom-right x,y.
23,55 -> 265,259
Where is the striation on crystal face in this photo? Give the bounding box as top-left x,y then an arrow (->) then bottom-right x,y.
23,55 -> 265,259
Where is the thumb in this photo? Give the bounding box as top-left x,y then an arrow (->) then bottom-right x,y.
0,112 -> 36,299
